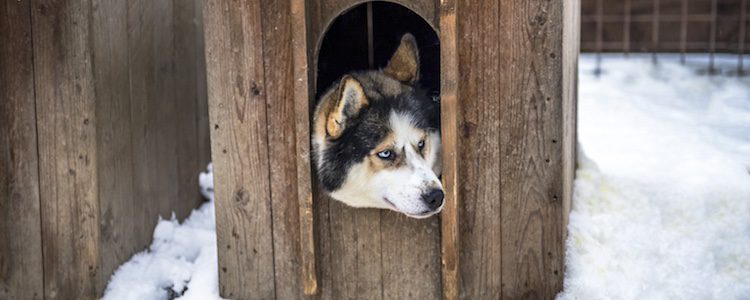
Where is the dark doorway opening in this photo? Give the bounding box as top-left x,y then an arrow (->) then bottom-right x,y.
316,1 -> 440,100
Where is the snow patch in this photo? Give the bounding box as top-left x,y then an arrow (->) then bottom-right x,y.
558,54 -> 750,300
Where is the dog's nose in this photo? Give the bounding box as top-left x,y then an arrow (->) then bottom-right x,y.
422,189 -> 444,210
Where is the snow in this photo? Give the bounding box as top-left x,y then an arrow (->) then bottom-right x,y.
103,54 -> 750,299
102,164 -> 221,300
558,54 -> 750,300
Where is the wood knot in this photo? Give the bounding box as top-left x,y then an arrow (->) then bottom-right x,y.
233,188 -> 249,205
460,121 -> 476,137
250,83 -> 261,96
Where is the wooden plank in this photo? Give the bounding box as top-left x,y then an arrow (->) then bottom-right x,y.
326,203 -> 383,299
90,0 -> 137,293
438,0 -> 461,299
31,0 -> 101,298
128,0 -> 184,230
563,0 -> 581,238
127,0 -> 173,257
92,0 -> 140,292
497,0 -> 566,298
381,212 -> 441,299
259,0 -> 307,298
173,0 -> 209,216
193,0 -> 212,165
202,0 -> 276,298
289,0 -> 319,296
455,1 -> 504,298
0,1 -> 44,299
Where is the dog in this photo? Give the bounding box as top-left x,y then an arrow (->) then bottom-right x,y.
311,33 -> 443,218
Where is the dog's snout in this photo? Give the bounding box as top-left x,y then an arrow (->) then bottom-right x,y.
422,189 -> 444,210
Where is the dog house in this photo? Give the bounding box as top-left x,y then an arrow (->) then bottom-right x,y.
204,0 -> 579,299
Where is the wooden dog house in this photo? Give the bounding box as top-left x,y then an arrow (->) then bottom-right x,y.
1,0 -> 577,298
204,0 -> 579,299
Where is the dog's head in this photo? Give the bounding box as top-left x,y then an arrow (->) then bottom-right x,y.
312,34 -> 443,218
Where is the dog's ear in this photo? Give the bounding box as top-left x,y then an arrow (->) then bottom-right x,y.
384,33 -> 419,84
326,75 -> 368,139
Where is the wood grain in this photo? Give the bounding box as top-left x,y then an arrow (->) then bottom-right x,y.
438,0 -> 460,299
174,0 -> 210,219
497,1 -> 566,298
91,0 -> 137,293
203,0 -> 276,298
381,211 -> 441,300
455,1 -> 504,298
564,0 -> 581,239
290,0 -> 319,295
31,1 -> 101,298
261,0 -> 309,298
0,1 -> 44,299
127,0 -> 181,238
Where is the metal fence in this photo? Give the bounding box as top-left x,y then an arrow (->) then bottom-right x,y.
581,0 -> 749,74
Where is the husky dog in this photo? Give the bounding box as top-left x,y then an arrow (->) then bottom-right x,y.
312,33 -> 443,218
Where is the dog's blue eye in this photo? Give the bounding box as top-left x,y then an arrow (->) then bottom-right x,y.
418,140 -> 425,150
377,150 -> 392,159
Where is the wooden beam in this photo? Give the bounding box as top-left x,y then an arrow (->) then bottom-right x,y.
439,0 -> 461,299
290,0 -> 319,295
31,1 -> 101,298
202,0 -> 276,298
0,1 -> 44,299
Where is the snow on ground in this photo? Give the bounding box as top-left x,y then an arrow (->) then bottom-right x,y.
103,54 -> 750,299
103,164 -> 221,300
558,54 -> 750,300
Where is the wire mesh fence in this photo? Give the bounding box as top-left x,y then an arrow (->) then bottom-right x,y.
581,0 -> 749,75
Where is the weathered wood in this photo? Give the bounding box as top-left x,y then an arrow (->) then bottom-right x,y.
128,0 -> 182,230
496,1 -> 566,298
31,1 -> 101,298
290,0 -> 319,296
91,0 -> 137,293
203,0 -> 276,298
438,0 -> 460,299
381,212 -> 442,299
564,0 -> 581,238
454,1 -> 504,298
174,0 -> 210,217
261,0 -> 309,298
193,0 -> 212,167
0,1 -> 44,299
